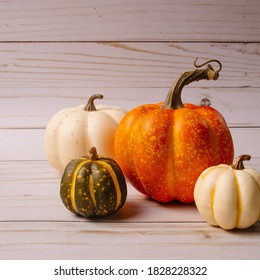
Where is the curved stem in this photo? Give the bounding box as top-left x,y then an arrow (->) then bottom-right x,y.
231,154 -> 251,170
194,58 -> 222,72
89,147 -> 99,161
84,94 -> 103,111
161,59 -> 221,110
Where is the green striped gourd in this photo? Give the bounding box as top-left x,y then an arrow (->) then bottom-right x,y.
60,147 -> 127,218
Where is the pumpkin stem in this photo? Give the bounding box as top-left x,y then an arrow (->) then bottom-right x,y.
231,154 -> 251,170
84,94 -> 103,111
89,147 -> 99,160
161,58 -> 222,109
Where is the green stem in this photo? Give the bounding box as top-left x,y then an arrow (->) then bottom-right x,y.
231,154 -> 251,170
84,94 -> 103,111
161,59 -> 222,109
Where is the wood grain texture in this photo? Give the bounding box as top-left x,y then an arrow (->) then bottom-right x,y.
1,88 -> 260,128
1,42 -> 259,129
0,0 -> 260,42
1,221 -> 259,259
1,42 -> 260,88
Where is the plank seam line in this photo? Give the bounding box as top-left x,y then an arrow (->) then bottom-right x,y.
0,40 -> 260,44
0,220 -> 206,224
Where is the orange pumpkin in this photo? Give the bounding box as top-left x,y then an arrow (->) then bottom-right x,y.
114,59 -> 234,203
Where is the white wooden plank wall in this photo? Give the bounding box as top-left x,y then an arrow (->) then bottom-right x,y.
0,0 -> 260,260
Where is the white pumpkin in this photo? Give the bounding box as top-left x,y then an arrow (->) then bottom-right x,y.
194,155 -> 260,230
44,94 -> 127,173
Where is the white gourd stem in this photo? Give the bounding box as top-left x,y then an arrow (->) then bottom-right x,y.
231,154 -> 251,170
84,94 -> 103,111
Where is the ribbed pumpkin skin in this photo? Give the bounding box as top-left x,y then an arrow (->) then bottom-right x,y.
60,155 -> 127,218
115,103 -> 234,203
44,94 -> 127,173
114,103 -> 159,196
194,155 -> 260,230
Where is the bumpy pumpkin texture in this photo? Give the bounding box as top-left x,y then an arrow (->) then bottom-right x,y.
114,59 -> 234,203
45,94 -> 127,173
194,155 -> 260,230
60,147 -> 127,218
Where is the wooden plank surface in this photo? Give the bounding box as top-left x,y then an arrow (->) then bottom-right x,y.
1,221 -> 259,260
0,0 -> 260,42
1,87 -> 260,128
1,42 -> 260,89
1,42 -> 260,129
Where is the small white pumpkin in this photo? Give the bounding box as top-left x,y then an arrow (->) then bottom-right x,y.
44,94 -> 127,173
194,155 -> 260,230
